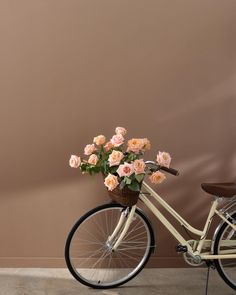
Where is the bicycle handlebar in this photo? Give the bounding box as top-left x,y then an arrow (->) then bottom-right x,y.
160,165 -> 179,176
145,161 -> 179,176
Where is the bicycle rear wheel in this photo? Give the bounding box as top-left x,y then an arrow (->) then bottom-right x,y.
214,212 -> 236,290
65,203 -> 155,289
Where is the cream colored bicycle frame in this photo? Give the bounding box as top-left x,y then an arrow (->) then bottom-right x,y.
111,181 -> 236,260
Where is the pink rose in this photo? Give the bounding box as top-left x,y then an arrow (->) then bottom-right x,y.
110,134 -> 124,147
93,135 -> 106,146
88,154 -> 99,165
108,150 -> 124,167
127,138 -> 144,154
115,127 -> 127,136
84,144 -> 97,155
117,162 -> 134,177
104,174 -> 119,191
104,141 -> 114,152
156,151 -> 171,168
69,155 -> 81,168
133,159 -> 146,175
149,171 -> 166,184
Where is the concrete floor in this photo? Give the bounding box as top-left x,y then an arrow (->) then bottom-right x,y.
0,268 -> 234,295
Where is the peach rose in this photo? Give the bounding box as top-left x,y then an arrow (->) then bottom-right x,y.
104,141 -> 114,152
117,162 -> 134,177
84,144 -> 97,155
110,134 -> 124,147
156,151 -> 171,168
133,159 -> 146,175
115,127 -> 127,136
104,174 -> 119,191
149,171 -> 166,184
69,155 -> 81,168
108,150 -> 124,167
127,138 -> 144,154
142,138 -> 151,150
88,154 -> 99,165
93,135 -> 106,146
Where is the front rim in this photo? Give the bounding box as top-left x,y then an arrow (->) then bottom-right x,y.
65,205 -> 151,288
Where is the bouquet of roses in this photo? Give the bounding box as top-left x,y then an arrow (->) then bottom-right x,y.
69,127 -> 171,192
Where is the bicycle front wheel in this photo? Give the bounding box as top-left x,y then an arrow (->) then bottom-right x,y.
65,203 -> 155,289
214,212 -> 236,290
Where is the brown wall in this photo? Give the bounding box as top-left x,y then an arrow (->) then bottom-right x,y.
0,0 -> 236,267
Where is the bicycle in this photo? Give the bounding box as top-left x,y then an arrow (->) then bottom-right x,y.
65,161 -> 236,290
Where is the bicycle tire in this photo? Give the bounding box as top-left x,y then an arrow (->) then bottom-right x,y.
65,203 -> 155,289
214,212 -> 236,290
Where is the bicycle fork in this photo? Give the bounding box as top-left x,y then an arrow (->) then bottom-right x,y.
106,205 -> 136,251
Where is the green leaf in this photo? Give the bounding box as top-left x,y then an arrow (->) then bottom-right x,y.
103,154 -> 109,161
80,163 -> 87,172
130,173 -> 136,180
119,179 -> 126,190
109,166 -> 118,174
124,177 -> 131,184
135,174 -> 145,183
128,182 -> 140,192
85,164 -> 101,175
114,146 -> 123,152
102,161 -> 107,174
93,166 -> 101,173
127,153 -> 138,161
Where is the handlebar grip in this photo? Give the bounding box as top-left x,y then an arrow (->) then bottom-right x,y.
160,166 -> 179,176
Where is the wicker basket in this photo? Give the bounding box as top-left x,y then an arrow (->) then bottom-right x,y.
108,186 -> 140,207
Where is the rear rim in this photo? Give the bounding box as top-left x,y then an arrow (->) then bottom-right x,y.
214,216 -> 236,290
65,204 -> 153,289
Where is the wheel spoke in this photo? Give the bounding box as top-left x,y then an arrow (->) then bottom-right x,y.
65,204 -> 152,288
215,213 -> 236,290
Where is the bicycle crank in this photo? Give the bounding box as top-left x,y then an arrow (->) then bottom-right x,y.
183,252 -> 205,266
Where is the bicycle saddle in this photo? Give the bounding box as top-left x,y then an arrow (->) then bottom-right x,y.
201,182 -> 236,198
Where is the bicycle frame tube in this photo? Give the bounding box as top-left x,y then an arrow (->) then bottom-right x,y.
139,193 -> 193,252
112,205 -> 136,251
140,182 -> 236,257
107,207 -> 128,243
141,182 -> 210,237
109,181 -> 236,259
